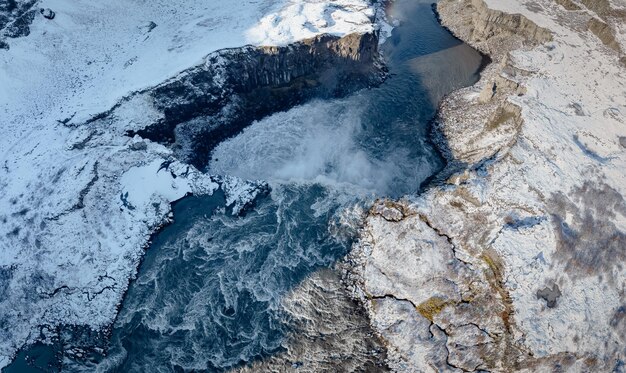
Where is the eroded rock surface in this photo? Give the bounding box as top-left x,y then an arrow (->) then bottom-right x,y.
0,1 -> 384,367
232,269 -> 389,373
347,0 -> 626,371
93,32 -> 384,168
0,0 -> 38,48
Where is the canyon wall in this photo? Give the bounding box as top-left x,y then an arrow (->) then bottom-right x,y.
0,1 -> 385,368
97,31 -> 384,168
346,0 -> 626,371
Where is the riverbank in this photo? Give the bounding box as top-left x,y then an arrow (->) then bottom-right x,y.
60,0 -> 487,370
347,0 -> 626,371
0,1 -> 381,368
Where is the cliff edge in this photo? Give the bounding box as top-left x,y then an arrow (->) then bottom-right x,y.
347,0 -> 626,371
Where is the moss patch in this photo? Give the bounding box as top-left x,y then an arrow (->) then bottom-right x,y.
487,106 -> 518,131
416,297 -> 451,321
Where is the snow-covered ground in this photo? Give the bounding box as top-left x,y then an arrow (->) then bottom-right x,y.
348,0 -> 626,371
0,0 -> 380,367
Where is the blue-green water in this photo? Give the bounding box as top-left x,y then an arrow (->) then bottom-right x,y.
79,185 -> 361,372
5,1 -> 484,372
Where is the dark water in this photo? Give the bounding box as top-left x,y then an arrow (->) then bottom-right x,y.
4,1 -> 484,372
75,186 -> 359,372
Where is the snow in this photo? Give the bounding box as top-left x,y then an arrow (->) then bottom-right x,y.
246,0 -> 375,46
0,0 -> 380,367
120,160 -> 194,210
348,0 -> 626,370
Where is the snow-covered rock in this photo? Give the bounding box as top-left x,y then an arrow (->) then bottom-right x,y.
0,0 -> 381,367
347,0 -> 626,371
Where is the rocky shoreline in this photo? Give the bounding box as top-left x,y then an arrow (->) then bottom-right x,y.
2,0 -> 624,370
345,0 -> 626,371
0,1 -> 384,368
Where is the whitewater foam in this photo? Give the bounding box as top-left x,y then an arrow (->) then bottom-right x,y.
209,96 -> 437,198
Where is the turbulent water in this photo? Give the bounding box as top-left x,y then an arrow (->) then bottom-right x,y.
5,1 -> 484,372
208,1 -> 484,197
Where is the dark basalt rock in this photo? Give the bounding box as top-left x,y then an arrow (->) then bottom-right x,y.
3,8 -> 36,38
125,31 -> 385,169
0,0 -> 38,47
537,284 -> 562,308
140,21 -> 156,33
129,141 -> 147,151
40,8 -> 55,20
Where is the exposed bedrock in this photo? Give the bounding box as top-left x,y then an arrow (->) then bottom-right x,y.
429,0 -> 551,169
579,0 -> 626,66
345,200 -> 545,372
91,31 -> 384,168
346,0 -> 626,371
232,269 -> 390,373
436,0 -> 551,57
0,0 -> 39,49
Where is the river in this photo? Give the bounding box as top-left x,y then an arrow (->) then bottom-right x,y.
4,0 -> 484,371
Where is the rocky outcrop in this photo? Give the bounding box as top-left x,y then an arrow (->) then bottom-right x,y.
40,8 -> 55,20
429,0 -> 546,168
232,269 -> 389,373
579,0 -> 626,20
561,0 -> 626,67
346,200 -> 578,372
347,0 -> 626,371
436,0 -> 551,57
92,31 -> 384,168
587,17 -> 623,63
0,0 -> 38,49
